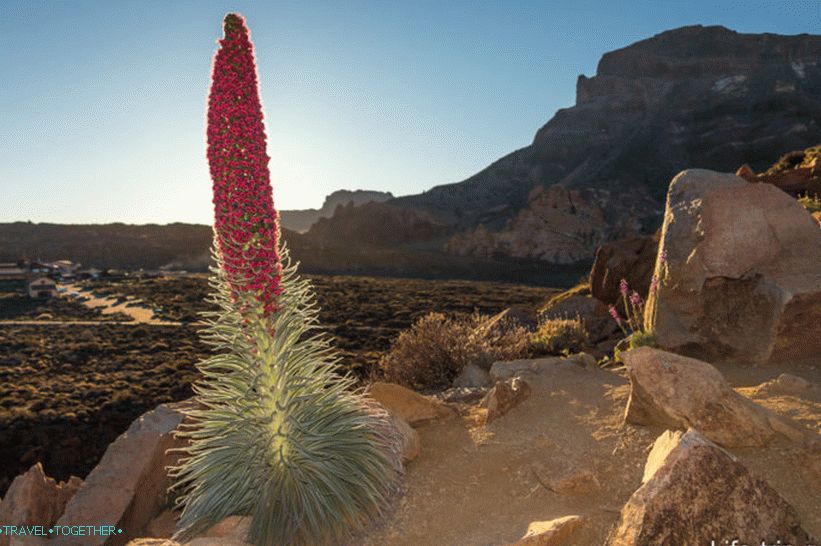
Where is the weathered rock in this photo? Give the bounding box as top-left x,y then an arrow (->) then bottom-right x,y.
646,169 -> 821,365
0,463 -> 82,546
606,429 -> 812,546
369,382 -> 453,426
388,412 -> 420,463
622,347 -> 808,447
479,377 -> 531,424
507,515 -> 584,546
589,233 -> 659,306
489,357 -> 563,382
53,401 -> 193,545
445,185 -> 608,264
453,364 -> 491,389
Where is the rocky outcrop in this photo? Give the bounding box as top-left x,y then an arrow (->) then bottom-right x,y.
279,190 -> 394,233
0,464 -> 82,546
369,382 -> 453,426
445,186 -> 608,264
646,169 -> 821,364
303,26 -> 821,269
606,429 -> 812,546
589,233 -> 658,306
621,347 -> 809,447
53,401 -> 192,545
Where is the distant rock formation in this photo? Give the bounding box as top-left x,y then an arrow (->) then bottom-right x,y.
445,185 -> 608,264
306,25 -> 821,263
280,189 -> 393,233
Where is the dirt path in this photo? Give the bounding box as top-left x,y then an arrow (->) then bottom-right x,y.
61,283 -> 180,325
361,362 -> 821,545
363,364 -> 654,545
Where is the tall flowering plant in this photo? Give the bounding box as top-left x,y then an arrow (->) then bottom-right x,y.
171,14 -> 398,546
207,13 -> 281,316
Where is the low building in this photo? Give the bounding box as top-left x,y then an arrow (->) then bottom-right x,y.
28,277 -> 58,298
0,261 -> 29,281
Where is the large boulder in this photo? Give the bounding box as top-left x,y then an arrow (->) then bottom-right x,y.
589,233 -> 659,306
606,429 -> 812,546
645,169 -> 821,365
53,401 -> 193,545
0,464 -> 82,546
621,347 -> 809,448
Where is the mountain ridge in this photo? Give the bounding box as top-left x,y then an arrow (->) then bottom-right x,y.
306,24 -> 821,261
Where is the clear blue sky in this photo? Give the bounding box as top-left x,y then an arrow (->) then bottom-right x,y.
1,1 -> 818,224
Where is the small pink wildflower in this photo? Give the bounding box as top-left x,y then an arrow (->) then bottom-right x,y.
619,279 -> 629,296
659,249 -> 668,265
650,274 -> 659,293
608,305 -> 622,325
630,291 -> 642,306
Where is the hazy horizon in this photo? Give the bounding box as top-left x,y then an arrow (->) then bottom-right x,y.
2,0 -> 819,224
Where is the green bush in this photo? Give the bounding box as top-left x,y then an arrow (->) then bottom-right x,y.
379,312 -> 530,390
530,315 -> 589,355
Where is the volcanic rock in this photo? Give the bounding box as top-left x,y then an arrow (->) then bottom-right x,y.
0,464 -> 81,546
621,347 -> 808,447
369,382 -> 453,426
479,377 -> 531,424
53,401 -> 193,545
606,429 -> 812,546
589,233 -> 658,306
646,169 -> 821,364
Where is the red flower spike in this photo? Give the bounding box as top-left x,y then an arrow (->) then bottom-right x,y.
207,13 -> 281,316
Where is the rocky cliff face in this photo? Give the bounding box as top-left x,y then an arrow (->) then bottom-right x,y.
445,185 -> 608,264
308,25 -> 821,263
280,189 -> 393,233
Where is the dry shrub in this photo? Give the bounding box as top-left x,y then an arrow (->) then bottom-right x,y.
531,315 -> 589,355
379,312 -> 530,390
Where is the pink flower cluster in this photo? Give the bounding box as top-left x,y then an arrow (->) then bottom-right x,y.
207,14 -> 281,316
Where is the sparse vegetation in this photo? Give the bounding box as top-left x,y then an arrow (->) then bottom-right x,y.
766,145 -> 821,174
530,315 -> 589,355
379,312 -> 531,390
798,193 -> 821,214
